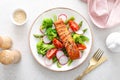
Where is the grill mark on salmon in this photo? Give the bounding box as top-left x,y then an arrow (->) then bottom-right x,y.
54,19 -> 80,60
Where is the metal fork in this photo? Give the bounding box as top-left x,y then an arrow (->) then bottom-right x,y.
75,48 -> 104,80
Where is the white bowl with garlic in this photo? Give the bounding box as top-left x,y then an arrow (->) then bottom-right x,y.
11,8 -> 27,26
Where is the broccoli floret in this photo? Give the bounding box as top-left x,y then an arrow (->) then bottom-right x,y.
41,18 -> 53,29
36,39 -> 55,56
46,28 -> 57,40
72,33 -> 89,44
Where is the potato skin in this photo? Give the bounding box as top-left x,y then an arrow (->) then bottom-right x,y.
0,50 -> 21,65
0,36 -> 12,49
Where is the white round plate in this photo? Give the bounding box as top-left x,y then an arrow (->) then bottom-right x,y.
29,7 -> 93,71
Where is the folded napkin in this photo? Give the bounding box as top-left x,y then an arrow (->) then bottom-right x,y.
82,0 -> 120,28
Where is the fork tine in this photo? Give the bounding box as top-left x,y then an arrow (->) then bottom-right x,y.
96,49 -> 104,61
93,48 -> 101,58
94,49 -> 104,61
93,49 -> 104,61
75,48 -> 105,80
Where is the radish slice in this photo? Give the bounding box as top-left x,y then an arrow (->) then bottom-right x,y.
44,57 -> 53,66
56,50 -> 64,59
68,27 -> 73,33
43,36 -> 51,43
40,28 -> 46,34
75,29 -> 83,34
52,25 -> 55,29
58,14 -> 67,22
58,55 -> 68,65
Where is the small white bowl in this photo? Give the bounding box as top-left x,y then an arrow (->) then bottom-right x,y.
11,8 -> 28,26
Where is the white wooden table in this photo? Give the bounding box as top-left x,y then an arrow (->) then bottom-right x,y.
0,0 -> 120,80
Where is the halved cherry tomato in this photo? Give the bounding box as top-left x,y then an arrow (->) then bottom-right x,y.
68,20 -> 79,31
53,38 -> 63,48
46,48 -> 58,59
77,44 -> 86,50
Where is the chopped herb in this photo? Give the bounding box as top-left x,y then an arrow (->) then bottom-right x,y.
67,59 -> 73,66
79,21 -> 83,27
57,61 -> 62,68
33,34 -> 43,38
52,57 -> 57,63
62,48 -> 68,56
66,25 -> 69,29
82,28 -> 88,34
81,50 -> 84,53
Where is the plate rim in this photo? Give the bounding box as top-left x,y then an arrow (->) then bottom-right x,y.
28,7 -> 93,72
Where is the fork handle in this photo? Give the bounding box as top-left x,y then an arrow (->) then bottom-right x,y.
75,56 -> 107,80
75,65 -> 93,80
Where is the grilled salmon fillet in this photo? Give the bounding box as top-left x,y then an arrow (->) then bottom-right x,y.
54,19 -> 80,60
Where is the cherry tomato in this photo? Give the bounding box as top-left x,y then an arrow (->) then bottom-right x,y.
77,44 -> 86,50
68,20 -> 79,31
53,38 -> 63,48
46,48 -> 58,59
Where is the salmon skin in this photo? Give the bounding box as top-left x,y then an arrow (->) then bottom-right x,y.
54,19 -> 80,60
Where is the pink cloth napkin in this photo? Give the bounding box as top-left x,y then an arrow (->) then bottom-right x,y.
82,0 -> 120,28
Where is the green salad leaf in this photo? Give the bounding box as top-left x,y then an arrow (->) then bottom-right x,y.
72,33 -> 89,44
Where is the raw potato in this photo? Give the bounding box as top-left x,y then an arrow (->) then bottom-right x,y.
0,36 -> 3,47
0,50 -> 21,65
12,50 -> 21,64
0,36 -> 12,49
